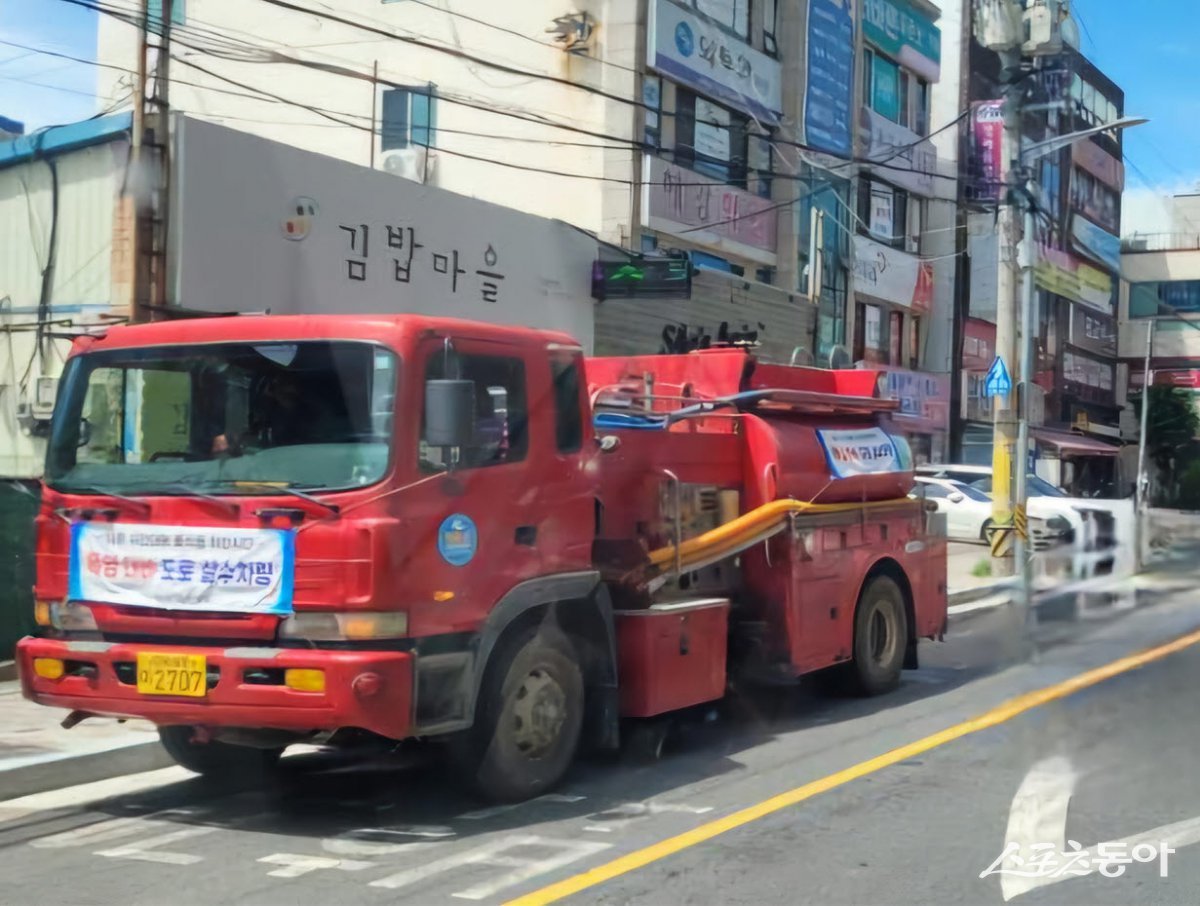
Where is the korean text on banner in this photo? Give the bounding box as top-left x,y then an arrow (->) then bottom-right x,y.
69,523 -> 296,614
971,101 -> 1004,201
804,0 -> 856,159
817,427 -> 902,478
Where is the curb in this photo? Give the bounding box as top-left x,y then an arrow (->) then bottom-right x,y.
0,741 -> 173,803
948,580 -> 1013,608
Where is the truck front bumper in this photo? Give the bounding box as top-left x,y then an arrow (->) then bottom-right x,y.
16,637 -> 414,741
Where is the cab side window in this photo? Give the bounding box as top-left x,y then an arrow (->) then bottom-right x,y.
550,354 -> 584,454
420,352 -> 528,472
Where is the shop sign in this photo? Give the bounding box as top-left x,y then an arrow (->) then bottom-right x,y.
970,100 -> 1004,201
803,0 -> 856,159
643,155 -> 777,259
878,366 -> 950,434
852,234 -> 925,309
1034,244 -> 1113,314
1070,214 -> 1121,273
862,0 -> 941,82
648,0 -> 782,124
859,107 -> 937,197
1072,140 -> 1124,192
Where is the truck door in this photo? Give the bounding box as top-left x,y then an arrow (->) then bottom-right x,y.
403,337 -> 546,635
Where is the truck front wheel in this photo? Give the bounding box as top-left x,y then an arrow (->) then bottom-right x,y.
850,575 -> 907,696
453,627 -> 584,803
158,726 -> 283,778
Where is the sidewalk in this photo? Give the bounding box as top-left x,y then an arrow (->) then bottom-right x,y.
0,681 -> 168,800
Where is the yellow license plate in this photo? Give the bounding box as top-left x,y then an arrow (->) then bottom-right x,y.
136,653 -> 207,698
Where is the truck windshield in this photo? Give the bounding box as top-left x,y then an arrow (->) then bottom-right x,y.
46,340 -> 397,495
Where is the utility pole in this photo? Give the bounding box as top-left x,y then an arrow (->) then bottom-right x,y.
988,44 -> 1024,578
147,0 -> 174,318
118,0 -> 150,321
1134,318 -> 1156,568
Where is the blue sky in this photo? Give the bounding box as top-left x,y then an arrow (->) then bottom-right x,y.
0,0 -> 1196,194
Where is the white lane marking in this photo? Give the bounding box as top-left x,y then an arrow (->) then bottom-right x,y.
997,758 -> 1200,900
458,793 -> 585,821
0,767 -> 190,821
949,595 -> 1010,616
998,756 -> 1077,901
368,834 -> 610,899
581,801 -> 714,833
31,817 -> 154,849
95,825 -> 218,865
322,826 -> 456,857
258,853 -> 375,878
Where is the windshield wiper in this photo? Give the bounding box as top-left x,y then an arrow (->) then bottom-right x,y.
207,481 -> 340,517
52,485 -> 153,517
150,483 -> 242,517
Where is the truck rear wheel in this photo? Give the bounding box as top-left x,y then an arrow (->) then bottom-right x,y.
158,726 -> 283,778
453,627 -> 584,803
850,576 -> 907,696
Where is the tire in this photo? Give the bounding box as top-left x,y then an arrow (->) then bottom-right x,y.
158,726 -> 283,778
980,518 -> 994,544
849,576 -> 907,696
452,626 -> 584,803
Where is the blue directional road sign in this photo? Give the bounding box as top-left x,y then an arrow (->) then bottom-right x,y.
984,356 -> 1012,398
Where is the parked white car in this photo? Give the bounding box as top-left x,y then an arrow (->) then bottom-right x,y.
908,476 -> 1064,544
916,464 -> 1134,576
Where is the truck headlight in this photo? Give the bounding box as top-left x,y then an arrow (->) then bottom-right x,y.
49,601 -> 99,632
278,611 -> 408,642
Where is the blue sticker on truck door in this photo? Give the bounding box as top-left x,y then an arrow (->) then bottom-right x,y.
437,514 -> 478,566
816,427 -> 901,479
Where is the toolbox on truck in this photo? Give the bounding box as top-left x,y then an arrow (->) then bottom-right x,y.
614,598 -> 730,717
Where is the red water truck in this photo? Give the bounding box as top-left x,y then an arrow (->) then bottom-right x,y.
17,315 -> 946,802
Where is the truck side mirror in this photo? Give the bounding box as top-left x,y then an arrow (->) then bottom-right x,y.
425,379 -> 476,449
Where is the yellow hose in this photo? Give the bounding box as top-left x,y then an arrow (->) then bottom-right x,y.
648,496 -> 914,570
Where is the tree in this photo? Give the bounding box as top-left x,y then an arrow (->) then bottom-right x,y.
1131,384 -> 1200,475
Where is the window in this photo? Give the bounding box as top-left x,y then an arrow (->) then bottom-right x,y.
550,355 -> 584,454
420,352 -> 528,472
676,90 -> 744,184
762,0 -> 778,55
864,48 -> 930,135
693,0 -> 750,39
1130,280 -> 1200,317
47,342 -> 396,493
1070,167 -> 1119,234
381,85 -> 436,151
643,75 -> 662,149
909,316 -> 921,369
889,311 -> 903,365
858,176 -> 908,248
916,481 -> 950,500
147,0 -> 184,34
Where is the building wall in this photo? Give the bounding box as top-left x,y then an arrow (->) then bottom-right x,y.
0,139 -> 128,477
1118,249 -> 1200,362
96,0 -> 638,241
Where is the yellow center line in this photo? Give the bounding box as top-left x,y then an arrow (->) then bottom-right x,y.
505,625 -> 1200,906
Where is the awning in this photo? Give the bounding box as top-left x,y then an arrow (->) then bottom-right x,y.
1033,428 -> 1121,457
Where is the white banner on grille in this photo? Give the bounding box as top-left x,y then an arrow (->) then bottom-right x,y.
69,522 -> 295,614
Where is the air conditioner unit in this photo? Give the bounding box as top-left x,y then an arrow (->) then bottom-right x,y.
381,147 -> 435,183
1022,0 -> 1066,57
974,0 -> 1023,51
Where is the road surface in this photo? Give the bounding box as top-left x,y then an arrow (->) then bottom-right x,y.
1,563 -> 1198,906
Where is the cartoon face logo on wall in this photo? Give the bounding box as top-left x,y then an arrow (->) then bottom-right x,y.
282,196 -> 319,241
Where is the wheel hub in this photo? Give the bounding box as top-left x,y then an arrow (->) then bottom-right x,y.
510,668 -> 567,758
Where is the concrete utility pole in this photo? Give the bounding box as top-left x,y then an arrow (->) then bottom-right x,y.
1134,318 -> 1156,568
988,43 -> 1024,578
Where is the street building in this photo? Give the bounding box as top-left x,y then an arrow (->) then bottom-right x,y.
953,17 -> 1125,496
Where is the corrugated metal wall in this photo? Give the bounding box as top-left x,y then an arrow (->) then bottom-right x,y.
594,268 -> 816,363
0,140 -> 124,478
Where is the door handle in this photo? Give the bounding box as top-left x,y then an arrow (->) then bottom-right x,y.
514,525 -> 538,546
